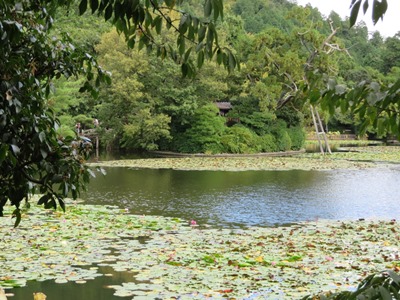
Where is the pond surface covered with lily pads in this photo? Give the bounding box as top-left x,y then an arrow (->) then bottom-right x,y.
83,166 -> 400,228
4,150 -> 400,299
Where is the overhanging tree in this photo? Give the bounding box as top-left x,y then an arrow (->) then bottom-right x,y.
0,0 -> 237,224
0,0 -> 109,222
306,0 -> 400,139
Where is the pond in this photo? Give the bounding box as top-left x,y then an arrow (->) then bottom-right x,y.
83,166 -> 400,228
8,165 -> 400,299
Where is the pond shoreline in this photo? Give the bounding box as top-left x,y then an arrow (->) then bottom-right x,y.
88,146 -> 400,171
148,149 -> 306,158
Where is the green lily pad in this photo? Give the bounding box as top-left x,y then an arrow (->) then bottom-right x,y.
1,196 -> 400,299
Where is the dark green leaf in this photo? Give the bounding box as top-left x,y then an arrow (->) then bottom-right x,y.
44,198 -> 56,209
181,63 -> 188,78
12,208 -> 21,228
184,47 -> 192,62
114,1 -> 123,19
228,51 -> 236,72
198,26 -> 206,43
363,0 -> 369,14
216,49 -> 222,64
154,16 -> 162,34
58,198 -> 66,212
204,0 -> 212,18
79,0 -> 88,15
90,0 -> 98,13
372,0 -> 387,24
197,50 -> 204,68
104,3 -> 113,21
378,286 -> 392,300
144,10 -> 153,29
179,14 -> 188,34
206,26 -> 214,56
38,194 -> 50,205
213,0 -> 222,20
177,34 -> 185,56
350,0 -> 362,27
0,145 -> 7,163
215,0 -> 224,19
165,16 -> 172,29
127,37 -> 135,48
164,0 -> 174,8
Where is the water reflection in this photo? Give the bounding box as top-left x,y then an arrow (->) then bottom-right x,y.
9,267 -> 133,300
9,166 -> 400,299
84,166 -> 400,228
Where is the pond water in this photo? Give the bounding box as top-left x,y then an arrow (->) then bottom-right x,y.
9,165 -> 400,299
84,166 -> 400,228
9,266 -> 133,300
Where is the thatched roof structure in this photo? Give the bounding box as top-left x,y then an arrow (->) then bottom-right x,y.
215,102 -> 232,110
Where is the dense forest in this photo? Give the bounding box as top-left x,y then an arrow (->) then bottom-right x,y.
51,0 -> 400,154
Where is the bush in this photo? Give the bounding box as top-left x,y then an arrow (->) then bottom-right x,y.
288,126 -> 305,150
275,129 -> 292,151
74,114 -> 95,130
270,120 -> 292,151
259,134 -> 277,152
173,104 -> 226,154
220,125 -> 262,153
56,124 -> 75,138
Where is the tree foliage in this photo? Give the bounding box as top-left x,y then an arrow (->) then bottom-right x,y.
77,0 -> 238,77
350,0 -> 388,27
0,0 -> 110,222
174,104 -> 226,153
303,270 -> 400,300
0,0 -> 237,222
4,0 -> 400,224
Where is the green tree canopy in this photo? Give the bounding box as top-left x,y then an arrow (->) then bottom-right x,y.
0,0 -> 237,223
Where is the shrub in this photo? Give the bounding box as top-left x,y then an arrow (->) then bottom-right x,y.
174,104 -> 226,153
74,114 -> 94,130
275,129 -> 292,151
260,133 -> 277,152
288,126 -> 306,150
220,125 -> 262,153
270,120 -> 292,151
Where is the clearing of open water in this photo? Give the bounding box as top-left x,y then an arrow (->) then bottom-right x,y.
84,166 -> 400,227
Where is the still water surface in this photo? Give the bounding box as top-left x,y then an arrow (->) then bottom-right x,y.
84,166 -> 400,227
10,165 -> 400,299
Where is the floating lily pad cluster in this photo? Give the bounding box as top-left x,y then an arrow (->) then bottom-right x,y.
89,146 -> 400,171
1,200 -> 400,299
89,156 -> 375,171
0,202 -> 183,290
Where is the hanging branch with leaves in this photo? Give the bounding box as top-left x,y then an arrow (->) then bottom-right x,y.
77,0 -> 238,77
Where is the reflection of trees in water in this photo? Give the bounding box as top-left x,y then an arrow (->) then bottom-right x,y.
84,168 -> 324,225
84,167 -> 400,227
87,168 -> 323,198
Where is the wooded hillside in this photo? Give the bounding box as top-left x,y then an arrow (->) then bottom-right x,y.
51,0 -> 400,154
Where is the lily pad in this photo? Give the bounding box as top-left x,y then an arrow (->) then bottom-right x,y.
1,196 -> 400,298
